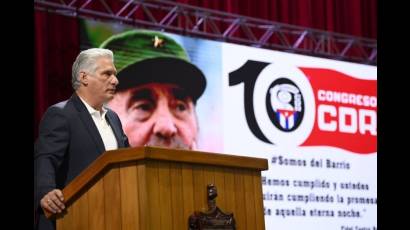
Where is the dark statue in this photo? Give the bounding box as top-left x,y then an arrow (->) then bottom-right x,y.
188,184 -> 236,230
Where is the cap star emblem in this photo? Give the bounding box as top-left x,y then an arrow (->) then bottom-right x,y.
153,36 -> 165,48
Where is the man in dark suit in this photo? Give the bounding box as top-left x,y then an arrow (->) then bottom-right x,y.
34,48 -> 130,230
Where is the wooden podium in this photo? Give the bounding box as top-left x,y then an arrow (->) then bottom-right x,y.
48,146 -> 268,230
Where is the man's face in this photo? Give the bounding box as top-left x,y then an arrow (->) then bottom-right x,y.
84,57 -> 118,103
108,83 -> 198,150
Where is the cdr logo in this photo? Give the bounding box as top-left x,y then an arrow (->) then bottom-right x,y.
229,60 -> 315,146
267,79 -> 304,132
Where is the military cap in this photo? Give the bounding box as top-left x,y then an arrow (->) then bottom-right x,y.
99,30 -> 206,103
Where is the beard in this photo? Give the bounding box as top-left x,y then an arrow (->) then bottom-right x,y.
145,135 -> 193,150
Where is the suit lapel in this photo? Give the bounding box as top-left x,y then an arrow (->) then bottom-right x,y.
71,94 -> 106,153
105,112 -> 124,148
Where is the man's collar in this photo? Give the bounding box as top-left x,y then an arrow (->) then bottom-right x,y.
78,95 -> 107,117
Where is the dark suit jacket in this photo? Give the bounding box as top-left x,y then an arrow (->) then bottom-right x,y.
34,93 -> 129,230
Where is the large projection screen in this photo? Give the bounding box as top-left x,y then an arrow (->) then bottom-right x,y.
81,19 -> 377,230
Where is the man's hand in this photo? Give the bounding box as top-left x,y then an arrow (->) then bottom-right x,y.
40,189 -> 65,214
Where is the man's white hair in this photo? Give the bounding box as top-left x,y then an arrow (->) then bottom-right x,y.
71,48 -> 114,90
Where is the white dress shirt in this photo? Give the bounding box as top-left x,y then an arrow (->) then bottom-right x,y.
79,96 -> 118,151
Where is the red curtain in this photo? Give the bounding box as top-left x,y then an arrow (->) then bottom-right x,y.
177,0 -> 376,38
34,11 -> 80,138
33,0 -> 376,139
